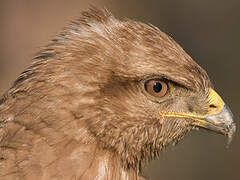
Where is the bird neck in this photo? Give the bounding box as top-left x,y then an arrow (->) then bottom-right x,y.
0,98 -> 143,179
0,55 -> 146,179
72,142 -> 144,179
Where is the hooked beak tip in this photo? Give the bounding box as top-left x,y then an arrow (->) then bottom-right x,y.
205,105 -> 236,146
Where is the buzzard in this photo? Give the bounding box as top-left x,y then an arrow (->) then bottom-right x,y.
0,8 -> 235,180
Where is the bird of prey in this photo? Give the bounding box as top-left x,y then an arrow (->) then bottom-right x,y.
0,8 -> 236,180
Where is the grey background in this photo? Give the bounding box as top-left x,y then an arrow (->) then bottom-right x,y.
0,1 -> 239,180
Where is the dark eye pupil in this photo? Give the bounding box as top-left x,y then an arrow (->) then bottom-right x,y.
153,82 -> 162,93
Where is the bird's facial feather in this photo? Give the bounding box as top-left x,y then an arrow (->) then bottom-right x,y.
0,8 -> 234,177
11,8 -> 233,171
94,74 -> 208,169
86,18 -> 235,169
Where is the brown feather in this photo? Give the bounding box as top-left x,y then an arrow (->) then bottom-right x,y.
0,8 -> 211,179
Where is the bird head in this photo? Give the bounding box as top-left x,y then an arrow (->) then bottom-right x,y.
11,8 -> 235,171
65,9 -> 235,169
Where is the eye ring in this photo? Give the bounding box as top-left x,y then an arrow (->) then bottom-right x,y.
144,79 -> 168,98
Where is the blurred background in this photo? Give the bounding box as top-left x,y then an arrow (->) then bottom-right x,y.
0,0 -> 239,179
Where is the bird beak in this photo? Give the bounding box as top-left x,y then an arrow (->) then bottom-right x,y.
159,88 -> 236,145
192,88 -> 236,145
200,104 -> 235,145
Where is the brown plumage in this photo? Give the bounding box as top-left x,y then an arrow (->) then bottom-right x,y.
0,8 -> 235,180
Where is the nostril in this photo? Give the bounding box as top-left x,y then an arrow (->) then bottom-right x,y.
209,104 -> 217,108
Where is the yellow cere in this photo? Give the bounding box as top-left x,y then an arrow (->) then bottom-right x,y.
207,88 -> 224,115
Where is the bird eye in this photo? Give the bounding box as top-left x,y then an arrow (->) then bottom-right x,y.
144,79 -> 168,98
